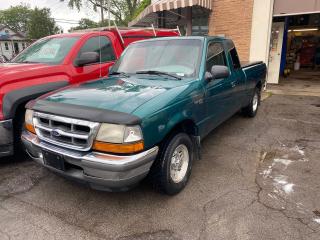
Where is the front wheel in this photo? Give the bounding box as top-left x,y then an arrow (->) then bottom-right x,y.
242,87 -> 260,118
150,133 -> 194,195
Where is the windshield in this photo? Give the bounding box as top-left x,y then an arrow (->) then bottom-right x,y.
12,36 -> 79,64
112,39 -> 203,79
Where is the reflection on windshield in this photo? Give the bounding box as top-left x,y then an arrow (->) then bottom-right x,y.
12,37 -> 79,64
112,39 -> 202,79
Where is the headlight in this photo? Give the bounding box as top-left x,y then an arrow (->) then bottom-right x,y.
93,123 -> 144,154
25,109 -> 35,133
95,123 -> 125,143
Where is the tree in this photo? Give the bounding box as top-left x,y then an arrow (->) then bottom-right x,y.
27,8 -> 61,39
67,0 -> 150,26
69,18 -> 99,31
0,5 -> 32,33
0,4 -> 60,39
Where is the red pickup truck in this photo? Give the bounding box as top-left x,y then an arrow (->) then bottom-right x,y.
0,27 -> 179,158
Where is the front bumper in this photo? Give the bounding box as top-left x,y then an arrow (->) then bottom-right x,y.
0,119 -> 13,157
21,131 -> 159,191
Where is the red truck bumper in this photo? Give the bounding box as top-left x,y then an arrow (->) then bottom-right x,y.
0,119 -> 13,157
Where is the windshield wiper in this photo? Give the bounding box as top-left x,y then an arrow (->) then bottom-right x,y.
136,70 -> 182,80
109,71 -> 130,78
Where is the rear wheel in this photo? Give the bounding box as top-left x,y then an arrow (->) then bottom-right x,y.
242,87 -> 260,118
150,133 -> 194,195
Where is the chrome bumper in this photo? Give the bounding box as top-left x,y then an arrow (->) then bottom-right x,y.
22,131 -> 159,191
0,119 -> 13,157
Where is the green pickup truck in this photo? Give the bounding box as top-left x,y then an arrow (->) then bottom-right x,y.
22,36 -> 266,195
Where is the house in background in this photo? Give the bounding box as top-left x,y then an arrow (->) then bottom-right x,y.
0,24 -> 29,60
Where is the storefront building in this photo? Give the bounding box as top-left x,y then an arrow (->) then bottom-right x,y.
130,0 -> 320,86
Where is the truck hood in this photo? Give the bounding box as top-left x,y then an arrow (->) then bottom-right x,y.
0,63 -> 59,83
43,76 -> 190,114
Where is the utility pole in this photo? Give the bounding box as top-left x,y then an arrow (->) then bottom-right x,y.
100,0 -> 104,24
108,0 -> 111,28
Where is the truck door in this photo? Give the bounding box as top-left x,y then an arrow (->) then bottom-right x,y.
71,36 -> 116,83
202,41 -> 235,134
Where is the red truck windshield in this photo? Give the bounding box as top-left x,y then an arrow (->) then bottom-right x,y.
12,37 -> 79,65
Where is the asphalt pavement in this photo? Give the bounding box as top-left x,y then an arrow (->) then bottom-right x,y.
0,94 -> 320,240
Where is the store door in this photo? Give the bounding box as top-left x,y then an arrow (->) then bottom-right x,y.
268,22 -> 285,84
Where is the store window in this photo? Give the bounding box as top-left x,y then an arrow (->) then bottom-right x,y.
192,7 -> 209,36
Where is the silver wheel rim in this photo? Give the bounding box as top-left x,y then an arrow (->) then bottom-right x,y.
252,93 -> 258,112
170,144 -> 189,183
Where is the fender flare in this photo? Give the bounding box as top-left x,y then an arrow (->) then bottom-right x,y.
2,81 -> 69,119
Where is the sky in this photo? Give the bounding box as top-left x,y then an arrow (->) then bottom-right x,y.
0,0 -> 102,32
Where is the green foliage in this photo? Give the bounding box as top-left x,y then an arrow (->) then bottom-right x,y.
67,0 -> 151,26
0,4 -> 60,39
133,0 -> 151,19
0,5 -> 32,33
27,7 -> 61,39
69,18 -> 99,31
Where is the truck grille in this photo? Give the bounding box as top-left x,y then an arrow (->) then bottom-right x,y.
33,112 -> 100,151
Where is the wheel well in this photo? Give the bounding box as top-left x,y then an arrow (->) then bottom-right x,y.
159,119 -> 198,147
12,101 -> 28,127
170,119 -> 198,136
256,81 -> 262,91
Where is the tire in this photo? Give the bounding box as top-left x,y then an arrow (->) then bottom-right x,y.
150,133 -> 194,195
242,87 -> 260,118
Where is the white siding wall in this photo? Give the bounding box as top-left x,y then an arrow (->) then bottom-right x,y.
249,0 -> 274,65
0,27 -> 28,60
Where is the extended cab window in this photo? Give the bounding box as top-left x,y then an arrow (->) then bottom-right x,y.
77,36 -> 116,64
206,42 -> 226,72
229,47 -> 241,69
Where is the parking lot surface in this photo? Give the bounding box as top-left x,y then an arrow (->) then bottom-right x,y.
0,94 -> 320,240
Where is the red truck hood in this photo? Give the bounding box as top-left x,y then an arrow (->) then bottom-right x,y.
0,63 -> 61,83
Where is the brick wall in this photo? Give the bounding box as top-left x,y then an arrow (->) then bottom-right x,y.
208,0 -> 254,61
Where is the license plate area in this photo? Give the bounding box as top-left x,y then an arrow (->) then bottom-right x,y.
43,150 -> 65,171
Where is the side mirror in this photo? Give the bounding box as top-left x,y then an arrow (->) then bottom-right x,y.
75,52 -> 99,67
210,65 -> 230,80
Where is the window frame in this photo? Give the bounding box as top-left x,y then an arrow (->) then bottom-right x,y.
74,36 -> 116,67
205,41 -> 227,72
229,47 -> 241,70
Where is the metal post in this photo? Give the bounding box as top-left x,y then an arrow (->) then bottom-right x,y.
108,0 -> 111,29
114,21 -> 124,44
151,24 -> 157,36
100,0 -> 104,24
176,26 -> 181,36
186,7 -> 192,36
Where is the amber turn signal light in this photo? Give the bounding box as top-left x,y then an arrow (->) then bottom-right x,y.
92,140 -> 144,154
25,123 -> 36,134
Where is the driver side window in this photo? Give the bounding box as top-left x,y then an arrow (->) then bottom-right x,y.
206,42 -> 227,72
76,36 -> 116,65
